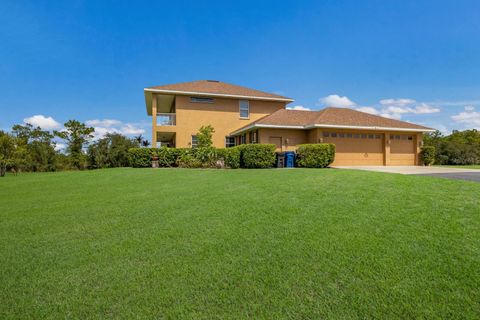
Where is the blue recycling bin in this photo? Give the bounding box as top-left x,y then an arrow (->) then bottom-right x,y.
284,151 -> 296,168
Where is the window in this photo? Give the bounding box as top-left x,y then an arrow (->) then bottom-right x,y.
331,132 -> 337,138
249,130 -> 258,143
368,134 -> 374,139
323,132 -> 330,137
191,135 -> 198,148
190,97 -> 213,104
408,136 -> 413,140
347,133 -> 353,138
240,134 -> 246,144
354,134 -> 360,138
339,133 -> 345,138
361,134 -> 367,139
395,135 -> 401,140
225,136 -> 235,148
375,134 -> 381,139
239,100 -> 250,118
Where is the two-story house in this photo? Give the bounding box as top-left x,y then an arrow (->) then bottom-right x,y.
144,80 -> 434,166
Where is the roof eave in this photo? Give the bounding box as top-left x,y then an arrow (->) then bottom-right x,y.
231,123 -> 435,135
144,88 -> 294,103
308,124 -> 436,132
144,90 -> 153,116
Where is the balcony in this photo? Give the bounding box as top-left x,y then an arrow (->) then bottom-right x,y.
156,113 -> 176,126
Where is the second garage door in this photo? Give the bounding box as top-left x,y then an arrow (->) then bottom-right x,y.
390,134 -> 416,165
323,132 -> 384,166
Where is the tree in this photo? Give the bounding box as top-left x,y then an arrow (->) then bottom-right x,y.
0,131 -> 19,177
87,133 -> 138,169
55,120 -> 94,169
0,131 -> 14,176
12,124 -> 57,172
196,125 -> 215,148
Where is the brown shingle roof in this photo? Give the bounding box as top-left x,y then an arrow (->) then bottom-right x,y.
231,107 -> 434,134
145,80 -> 293,101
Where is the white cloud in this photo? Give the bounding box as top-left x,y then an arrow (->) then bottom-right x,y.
451,107 -> 480,129
121,124 -> 145,135
54,143 -> 66,151
355,106 -> 380,115
85,119 -> 121,127
318,94 -> 356,108
379,98 -> 416,108
86,119 -> 146,139
23,115 -> 61,130
286,105 -> 311,111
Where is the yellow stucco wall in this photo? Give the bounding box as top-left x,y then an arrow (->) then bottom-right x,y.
154,94 -> 286,148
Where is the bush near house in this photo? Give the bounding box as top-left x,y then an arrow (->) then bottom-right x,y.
296,143 -> 336,168
217,147 -> 241,169
420,146 -> 436,166
239,144 -> 276,168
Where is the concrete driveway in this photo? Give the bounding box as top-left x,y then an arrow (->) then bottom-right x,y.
334,166 -> 480,182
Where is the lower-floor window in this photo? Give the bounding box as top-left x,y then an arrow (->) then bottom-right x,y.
191,135 -> 198,148
240,134 -> 246,144
225,136 -> 235,148
249,130 -> 258,143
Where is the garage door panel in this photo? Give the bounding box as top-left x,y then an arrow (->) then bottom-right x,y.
332,152 -> 384,166
324,136 -> 384,166
390,137 -> 415,165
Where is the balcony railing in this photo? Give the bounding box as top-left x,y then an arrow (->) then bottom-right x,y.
157,113 -> 176,126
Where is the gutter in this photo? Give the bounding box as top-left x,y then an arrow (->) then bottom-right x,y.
231,123 -> 435,136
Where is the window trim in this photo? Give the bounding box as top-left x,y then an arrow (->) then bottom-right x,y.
191,135 -> 198,148
190,97 -> 214,104
225,136 -> 235,148
239,100 -> 250,119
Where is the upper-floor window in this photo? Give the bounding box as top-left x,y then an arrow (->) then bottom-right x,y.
191,135 -> 198,148
239,100 -> 249,119
190,97 -> 214,104
225,136 -> 235,148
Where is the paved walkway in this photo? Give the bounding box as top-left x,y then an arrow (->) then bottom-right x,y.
333,166 -> 480,182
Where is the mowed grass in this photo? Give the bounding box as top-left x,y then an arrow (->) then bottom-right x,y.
1,168 -> 479,319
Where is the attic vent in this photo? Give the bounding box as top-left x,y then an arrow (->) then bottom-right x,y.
206,80 -> 219,82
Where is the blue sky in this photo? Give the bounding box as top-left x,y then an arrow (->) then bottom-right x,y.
2,0 -> 480,140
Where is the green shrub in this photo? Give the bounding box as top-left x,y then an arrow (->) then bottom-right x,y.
240,144 -> 276,168
128,148 -> 156,168
156,147 -> 178,167
176,149 -> 203,168
420,146 -> 435,166
217,147 -> 241,169
296,144 -> 335,168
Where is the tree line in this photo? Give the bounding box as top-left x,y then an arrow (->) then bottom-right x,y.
0,120 -> 149,177
423,129 -> 480,165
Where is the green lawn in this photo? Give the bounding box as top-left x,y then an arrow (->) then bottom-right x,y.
1,168 -> 479,319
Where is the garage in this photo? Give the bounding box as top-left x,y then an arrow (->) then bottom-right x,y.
323,132 -> 385,166
390,134 -> 416,165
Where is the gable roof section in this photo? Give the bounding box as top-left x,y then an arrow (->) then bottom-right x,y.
144,80 -> 293,102
231,107 -> 434,135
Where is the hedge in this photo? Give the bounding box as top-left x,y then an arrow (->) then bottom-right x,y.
420,146 -> 435,166
128,144 -> 275,169
296,144 -> 335,168
239,144 -> 276,168
128,148 -> 157,168
216,147 -> 241,169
